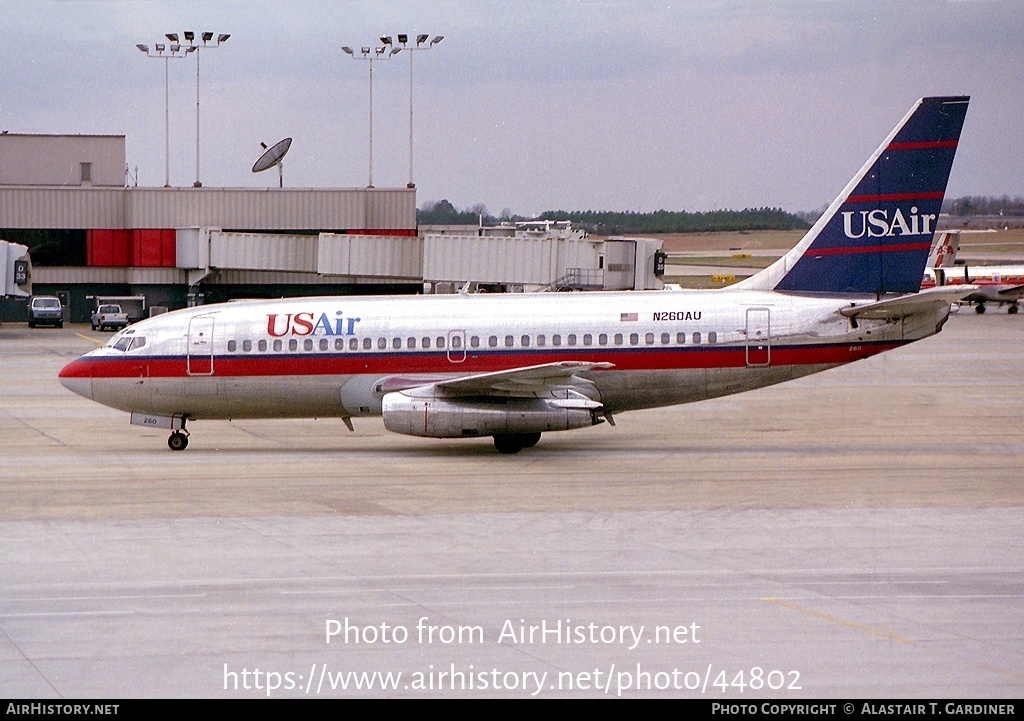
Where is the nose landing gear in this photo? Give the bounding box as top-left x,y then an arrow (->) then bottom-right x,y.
168,420 -> 190,451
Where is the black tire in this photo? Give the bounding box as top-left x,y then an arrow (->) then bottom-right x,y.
1008,304 -> 1018,315
975,303 -> 986,314
168,432 -> 189,451
493,434 -> 526,454
522,432 -> 542,448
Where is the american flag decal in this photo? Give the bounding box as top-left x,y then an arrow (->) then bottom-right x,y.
620,312 -> 638,322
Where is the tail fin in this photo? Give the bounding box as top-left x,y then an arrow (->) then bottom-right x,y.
735,96 -> 969,294
928,230 -> 960,269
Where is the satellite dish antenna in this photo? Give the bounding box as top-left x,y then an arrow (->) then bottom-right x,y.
252,137 -> 292,187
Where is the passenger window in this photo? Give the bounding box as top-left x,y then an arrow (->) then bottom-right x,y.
243,339 -> 252,352
350,338 -> 359,351
228,340 -> 237,352
290,339 -> 299,351
321,339 -> 331,351
488,336 -> 498,348
437,336 -> 446,349
407,337 -> 416,349
614,333 -> 623,345
451,336 -> 462,349
537,335 -> 545,347
393,337 -> 402,350
692,332 -> 701,345
258,340 -> 267,352
630,333 -> 639,345
598,333 -> 608,346
568,334 -> 577,346
676,332 -> 685,344
273,339 -> 283,352
552,334 -> 562,346
645,333 -> 655,345
521,335 -> 530,347
377,337 -> 387,350
470,336 -> 480,348
505,335 -> 514,348
304,339 -> 314,351
583,334 -> 592,346
708,331 -> 717,344
661,333 -> 670,345
422,337 -> 431,349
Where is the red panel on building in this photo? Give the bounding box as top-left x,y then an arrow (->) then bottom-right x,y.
161,229 -> 177,267
87,229 -> 130,266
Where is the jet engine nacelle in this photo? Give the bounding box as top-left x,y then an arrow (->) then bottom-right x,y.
381,391 -> 599,439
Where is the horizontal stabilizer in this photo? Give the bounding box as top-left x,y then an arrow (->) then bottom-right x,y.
839,286 -> 977,320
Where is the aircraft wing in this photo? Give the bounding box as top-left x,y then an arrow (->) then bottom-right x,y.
994,283 -> 1024,299
384,360 -> 614,402
839,286 -> 978,320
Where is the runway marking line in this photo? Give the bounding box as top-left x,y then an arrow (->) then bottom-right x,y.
76,332 -> 106,346
762,598 -> 912,643
763,597 -> 1024,683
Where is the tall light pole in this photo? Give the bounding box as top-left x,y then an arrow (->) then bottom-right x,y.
135,42 -> 192,187
342,44 -> 400,188
381,34 -> 443,188
166,31 -> 230,188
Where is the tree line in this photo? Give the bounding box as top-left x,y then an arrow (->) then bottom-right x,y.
418,200 -> 809,233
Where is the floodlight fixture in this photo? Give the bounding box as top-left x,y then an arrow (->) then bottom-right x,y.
380,36 -> 392,45
136,43 -> 149,52
397,34 -> 408,44
389,47 -> 402,57
218,34 -> 230,43
136,38 -> 195,186
383,32 -> 444,186
341,40 -> 400,188
202,31 -> 213,43
170,44 -> 180,52
166,32 -> 178,42
184,30 -> 195,42
416,34 -> 429,45
432,35 -> 444,45
342,46 -> 353,55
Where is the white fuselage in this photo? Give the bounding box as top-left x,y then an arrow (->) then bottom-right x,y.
60,289 -> 944,422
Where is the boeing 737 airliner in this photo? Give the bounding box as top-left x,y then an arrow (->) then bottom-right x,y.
60,96 -> 973,453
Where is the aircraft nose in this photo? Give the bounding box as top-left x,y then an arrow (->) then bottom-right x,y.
58,359 -> 93,400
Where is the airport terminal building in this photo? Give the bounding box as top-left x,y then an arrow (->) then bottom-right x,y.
1,134 -> 662,323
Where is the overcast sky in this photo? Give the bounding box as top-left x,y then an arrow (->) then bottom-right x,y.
1,1 -> 1021,216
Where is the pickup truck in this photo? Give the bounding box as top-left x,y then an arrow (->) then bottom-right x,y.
91,304 -> 130,331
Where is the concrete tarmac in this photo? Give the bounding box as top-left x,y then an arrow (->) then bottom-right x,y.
0,312 -> 1021,698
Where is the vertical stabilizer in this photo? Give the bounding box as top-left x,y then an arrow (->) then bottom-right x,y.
735,96 -> 969,294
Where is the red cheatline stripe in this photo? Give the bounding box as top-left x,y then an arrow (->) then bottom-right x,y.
845,191 -> 945,203
809,242 -> 932,257
887,140 -> 958,150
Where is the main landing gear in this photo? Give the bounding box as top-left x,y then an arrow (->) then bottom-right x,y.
168,419 -> 190,451
492,432 -> 542,454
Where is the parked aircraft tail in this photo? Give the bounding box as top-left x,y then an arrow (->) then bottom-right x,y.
736,96 -> 969,295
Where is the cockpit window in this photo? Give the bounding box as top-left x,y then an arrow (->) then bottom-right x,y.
112,336 -> 132,352
109,329 -> 144,353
